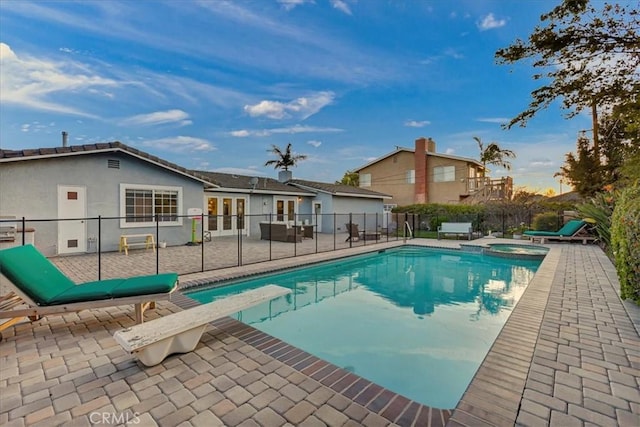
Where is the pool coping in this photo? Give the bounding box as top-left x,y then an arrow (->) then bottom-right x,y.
177,239 -> 557,426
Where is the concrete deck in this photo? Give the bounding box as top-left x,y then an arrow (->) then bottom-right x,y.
1,238 -> 639,426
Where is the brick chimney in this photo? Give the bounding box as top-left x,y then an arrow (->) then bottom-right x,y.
414,137 -> 428,203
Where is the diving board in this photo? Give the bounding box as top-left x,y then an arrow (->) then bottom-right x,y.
113,284 -> 291,366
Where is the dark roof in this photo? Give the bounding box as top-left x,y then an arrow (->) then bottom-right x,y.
288,179 -> 391,199
0,141 -> 215,185
191,171 -> 313,195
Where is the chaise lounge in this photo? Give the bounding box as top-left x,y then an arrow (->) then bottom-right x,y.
523,219 -> 596,244
0,244 -> 178,340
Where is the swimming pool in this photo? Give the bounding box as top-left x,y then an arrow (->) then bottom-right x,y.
185,246 -> 542,409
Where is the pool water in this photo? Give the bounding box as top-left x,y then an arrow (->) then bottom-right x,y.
186,246 -> 541,409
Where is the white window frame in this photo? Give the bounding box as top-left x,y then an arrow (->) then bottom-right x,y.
273,196 -> 298,222
360,173 -> 371,187
433,166 -> 456,183
120,183 -> 183,228
406,169 -> 415,184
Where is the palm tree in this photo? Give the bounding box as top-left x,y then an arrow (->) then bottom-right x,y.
473,136 -> 516,176
264,143 -> 307,171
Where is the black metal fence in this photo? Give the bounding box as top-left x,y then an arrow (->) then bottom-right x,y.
0,209 -> 570,281
0,213 -> 414,281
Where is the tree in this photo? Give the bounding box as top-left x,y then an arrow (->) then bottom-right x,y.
264,143 -> 307,171
556,134 -> 604,197
337,171 -> 359,187
496,0 -> 640,129
473,136 -> 516,176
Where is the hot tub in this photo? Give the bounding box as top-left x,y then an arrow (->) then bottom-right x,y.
485,243 -> 549,260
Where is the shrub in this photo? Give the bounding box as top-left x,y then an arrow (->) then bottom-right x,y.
531,212 -> 560,231
610,184 -> 640,304
577,191 -> 615,252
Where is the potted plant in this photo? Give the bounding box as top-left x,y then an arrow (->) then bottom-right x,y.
509,222 -> 527,240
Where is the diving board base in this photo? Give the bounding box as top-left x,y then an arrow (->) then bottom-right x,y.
114,284 -> 291,367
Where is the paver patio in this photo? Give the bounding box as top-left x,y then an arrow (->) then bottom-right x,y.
1,238 -> 639,426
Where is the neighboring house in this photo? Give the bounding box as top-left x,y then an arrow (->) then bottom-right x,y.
0,142 -> 213,256
353,137 -> 513,206
0,141 -> 390,255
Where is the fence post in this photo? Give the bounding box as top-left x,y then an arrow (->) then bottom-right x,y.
269,213 -> 273,261
201,214 -> 205,272
20,217 -> 26,245
155,214 -> 160,275
98,216 -> 102,281
349,213 -> 353,248
333,213 -> 336,251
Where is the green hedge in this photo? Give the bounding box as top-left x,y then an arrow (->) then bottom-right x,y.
611,184 -> 640,303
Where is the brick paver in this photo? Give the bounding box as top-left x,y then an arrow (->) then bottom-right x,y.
1,239 -> 639,426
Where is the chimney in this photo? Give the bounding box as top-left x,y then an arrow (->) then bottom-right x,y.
62,131 -> 68,147
414,137 -> 428,204
278,170 -> 292,183
427,137 -> 436,153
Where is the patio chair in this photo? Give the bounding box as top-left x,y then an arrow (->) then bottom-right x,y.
523,219 -> 596,244
0,244 -> 178,341
345,223 -> 362,242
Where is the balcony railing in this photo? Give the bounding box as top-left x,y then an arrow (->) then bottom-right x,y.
466,176 -> 513,201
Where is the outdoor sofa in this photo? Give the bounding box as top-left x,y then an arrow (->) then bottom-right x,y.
259,221 -> 303,243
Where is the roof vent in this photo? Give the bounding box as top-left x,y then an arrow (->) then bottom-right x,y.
107,159 -> 120,169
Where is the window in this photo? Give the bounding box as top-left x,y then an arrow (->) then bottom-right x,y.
406,169 -> 415,184
120,184 -> 182,227
360,173 -> 371,187
433,166 -> 455,182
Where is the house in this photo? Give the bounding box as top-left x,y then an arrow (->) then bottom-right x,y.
0,140 -> 390,255
0,142 -> 213,256
193,172 -> 391,238
353,137 -> 513,206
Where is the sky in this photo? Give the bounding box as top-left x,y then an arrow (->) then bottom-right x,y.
0,0 -> 600,194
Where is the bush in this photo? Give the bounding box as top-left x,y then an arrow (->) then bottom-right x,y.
531,212 -> 560,231
577,192 -> 615,252
610,184 -> 640,303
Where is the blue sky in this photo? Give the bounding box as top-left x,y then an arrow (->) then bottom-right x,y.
1,0 -> 595,194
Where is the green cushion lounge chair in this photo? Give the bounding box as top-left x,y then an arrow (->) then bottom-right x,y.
523,219 -> 595,244
0,244 -> 178,340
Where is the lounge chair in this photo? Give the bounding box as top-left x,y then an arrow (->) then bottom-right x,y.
0,244 -> 178,341
345,223 -> 380,242
523,219 -> 595,244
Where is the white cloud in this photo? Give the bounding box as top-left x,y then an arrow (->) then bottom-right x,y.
0,43 -> 119,117
212,167 -> 267,176
330,0 -> 352,15
445,148 -> 455,155
229,124 -> 343,137
478,13 -> 506,31
141,136 -> 215,152
277,0 -> 313,11
19,121 -> 56,133
122,109 -> 192,127
476,117 -> 510,124
307,140 -> 322,147
244,91 -> 334,120
230,130 -> 251,137
404,120 -> 431,128
443,48 -> 464,60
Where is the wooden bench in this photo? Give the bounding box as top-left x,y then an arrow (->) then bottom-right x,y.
113,284 -> 291,366
119,234 -> 155,255
437,222 -> 473,240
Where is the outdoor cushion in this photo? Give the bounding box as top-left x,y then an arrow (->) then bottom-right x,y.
111,273 -> 178,297
523,220 -> 586,237
0,245 -> 179,306
0,244 -> 75,304
47,279 -> 121,305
